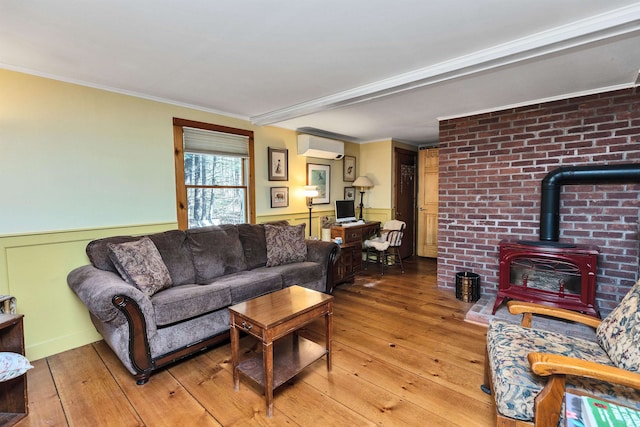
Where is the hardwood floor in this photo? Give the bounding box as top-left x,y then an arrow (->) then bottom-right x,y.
16,257 -> 494,426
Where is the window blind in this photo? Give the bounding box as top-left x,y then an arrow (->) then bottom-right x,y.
183,127 -> 249,157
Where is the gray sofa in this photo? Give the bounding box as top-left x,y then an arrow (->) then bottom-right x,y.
67,223 -> 339,384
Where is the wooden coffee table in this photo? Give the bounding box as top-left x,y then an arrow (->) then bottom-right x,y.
229,285 -> 333,417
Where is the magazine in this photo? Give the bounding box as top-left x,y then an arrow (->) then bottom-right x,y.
581,395 -> 640,427
565,392 -> 640,427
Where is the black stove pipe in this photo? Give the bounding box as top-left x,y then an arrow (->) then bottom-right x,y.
540,164 -> 640,242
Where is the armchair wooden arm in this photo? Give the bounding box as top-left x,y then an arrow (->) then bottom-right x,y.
526,352 -> 640,427
507,300 -> 602,328
528,352 -> 640,390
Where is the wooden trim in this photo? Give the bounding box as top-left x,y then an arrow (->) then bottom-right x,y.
152,332 -> 230,372
172,118 -> 253,137
112,296 -> 153,378
172,117 -> 256,227
533,374 -> 564,427
247,133 -> 256,223
173,124 -> 188,230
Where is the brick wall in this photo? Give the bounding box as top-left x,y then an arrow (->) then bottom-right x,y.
438,87 -> 640,316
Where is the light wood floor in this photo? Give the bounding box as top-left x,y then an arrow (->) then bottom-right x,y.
16,257 -> 495,426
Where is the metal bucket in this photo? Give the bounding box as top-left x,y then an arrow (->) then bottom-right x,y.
455,272 -> 480,302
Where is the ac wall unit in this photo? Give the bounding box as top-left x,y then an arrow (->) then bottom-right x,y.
297,134 -> 345,160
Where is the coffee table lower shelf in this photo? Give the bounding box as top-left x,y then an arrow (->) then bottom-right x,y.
238,334 -> 327,389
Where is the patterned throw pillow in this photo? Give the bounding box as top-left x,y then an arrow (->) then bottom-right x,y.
0,352 -> 33,382
596,278 -> 640,372
264,224 -> 307,267
107,237 -> 172,297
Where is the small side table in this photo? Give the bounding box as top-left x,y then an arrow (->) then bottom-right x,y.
0,314 -> 28,426
229,286 -> 333,417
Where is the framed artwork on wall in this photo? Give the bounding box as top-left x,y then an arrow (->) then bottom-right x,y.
268,147 -> 288,181
270,187 -> 289,208
343,155 -> 356,182
344,186 -> 355,201
307,163 -> 331,204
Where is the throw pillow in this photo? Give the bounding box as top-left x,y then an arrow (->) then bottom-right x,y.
264,223 -> 307,267
596,278 -> 640,372
107,237 -> 172,297
0,352 -> 33,382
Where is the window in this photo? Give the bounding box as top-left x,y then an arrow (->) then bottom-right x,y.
173,118 -> 255,229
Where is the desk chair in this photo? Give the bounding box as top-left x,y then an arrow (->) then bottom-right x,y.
363,220 -> 405,275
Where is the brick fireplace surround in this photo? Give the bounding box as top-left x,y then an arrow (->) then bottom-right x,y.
437,87 -> 640,317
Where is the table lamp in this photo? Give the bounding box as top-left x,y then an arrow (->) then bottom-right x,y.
303,185 -> 319,237
352,176 -> 373,220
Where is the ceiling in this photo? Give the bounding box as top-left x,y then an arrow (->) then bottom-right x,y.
2,1 -> 640,145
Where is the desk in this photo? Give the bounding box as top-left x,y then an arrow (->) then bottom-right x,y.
330,221 -> 380,290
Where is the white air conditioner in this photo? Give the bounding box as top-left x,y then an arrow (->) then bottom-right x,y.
297,134 -> 345,160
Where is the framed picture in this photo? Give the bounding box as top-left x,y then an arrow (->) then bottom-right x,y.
268,147 -> 288,181
343,155 -> 356,182
270,187 -> 289,208
344,186 -> 355,201
307,163 -> 331,204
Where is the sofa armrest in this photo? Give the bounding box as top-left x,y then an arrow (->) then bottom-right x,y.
67,265 -> 155,332
305,239 -> 339,264
507,300 -> 602,329
305,240 -> 340,293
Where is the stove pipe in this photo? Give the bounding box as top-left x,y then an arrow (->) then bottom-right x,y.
540,164 -> 640,242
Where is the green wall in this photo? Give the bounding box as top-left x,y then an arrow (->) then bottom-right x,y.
0,69 -> 396,360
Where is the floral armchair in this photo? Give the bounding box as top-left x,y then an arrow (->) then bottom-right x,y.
483,278 -> 640,426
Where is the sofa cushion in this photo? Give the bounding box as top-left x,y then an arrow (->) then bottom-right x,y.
151,282 -> 231,327
259,261 -> 322,288
486,319 -> 640,421
87,235 -> 140,273
264,223 -> 307,267
237,223 -> 268,269
107,237 -> 172,297
596,278 -> 640,372
187,225 -> 247,283
148,230 -> 196,286
238,221 -> 291,270
206,270 -> 283,304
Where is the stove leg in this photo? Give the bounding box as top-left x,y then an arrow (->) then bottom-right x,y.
491,296 -> 506,314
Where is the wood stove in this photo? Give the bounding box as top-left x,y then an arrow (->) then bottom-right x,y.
490,164 -> 640,318
493,240 -> 599,317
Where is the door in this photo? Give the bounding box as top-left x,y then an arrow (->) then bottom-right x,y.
394,148 -> 417,259
417,147 -> 438,257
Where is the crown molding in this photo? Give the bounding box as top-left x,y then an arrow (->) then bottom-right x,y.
251,4 -> 640,126
0,64 -> 250,121
437,82 -> 637,121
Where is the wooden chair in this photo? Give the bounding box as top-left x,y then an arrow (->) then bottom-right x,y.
483,279 -> 640,426
363,220 -> 405,275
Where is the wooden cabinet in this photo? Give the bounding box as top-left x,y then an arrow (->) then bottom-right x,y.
0,314 -> 28,426
331,243 -> 360,288
329,222 -> 380,291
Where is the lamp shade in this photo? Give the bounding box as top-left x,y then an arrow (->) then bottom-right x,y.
303,185 -> 319,198
352,176 -> 373,188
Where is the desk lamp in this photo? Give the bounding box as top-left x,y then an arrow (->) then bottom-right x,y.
352,176 -> 373,220
303,185 -> 319,237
